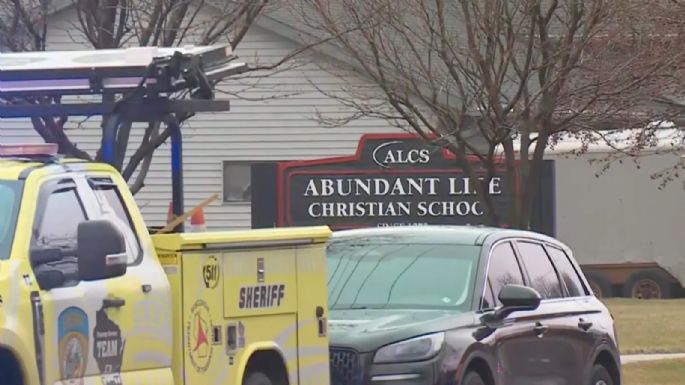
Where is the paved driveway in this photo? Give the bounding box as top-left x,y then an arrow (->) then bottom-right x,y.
621,353 -> 685,364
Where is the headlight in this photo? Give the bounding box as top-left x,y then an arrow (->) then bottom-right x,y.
373,332 -> 445,364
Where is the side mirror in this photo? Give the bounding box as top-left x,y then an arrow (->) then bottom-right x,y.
77,220 -> 127,281
30,248 -> 68,290
482,284 -> 541,324
498,284 -> 542,310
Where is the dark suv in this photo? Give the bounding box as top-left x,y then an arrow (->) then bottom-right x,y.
325,226 -> 621,385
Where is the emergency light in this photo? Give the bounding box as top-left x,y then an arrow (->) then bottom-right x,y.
0,143 -> 58,157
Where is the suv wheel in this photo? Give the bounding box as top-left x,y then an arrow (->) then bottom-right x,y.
463,371 -> 486,385
589,364 -> 613,385
244,372 -> 273,385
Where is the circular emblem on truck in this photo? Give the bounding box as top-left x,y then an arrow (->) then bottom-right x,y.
187,299 -> 213,372
203,256 -> 220,289
58,307 -> 89,385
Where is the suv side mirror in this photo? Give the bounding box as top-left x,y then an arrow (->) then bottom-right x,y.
498,284 -> 541,311
482,284 -> 542,324
77,220 -> 127,281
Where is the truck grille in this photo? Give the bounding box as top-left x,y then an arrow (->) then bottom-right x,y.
329,348 -> 364,385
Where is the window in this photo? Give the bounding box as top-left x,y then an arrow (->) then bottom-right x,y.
31,185 -> 86,287
91,179 -> 143,264
34,188 -> 87,249
546,245 -> 587,297
326,240 -> 480,310
486,242 -> 525,307
0,181 -> 22,260
222,162 -> 252,202
516,241 -> 564,299
480,280 -> 496,310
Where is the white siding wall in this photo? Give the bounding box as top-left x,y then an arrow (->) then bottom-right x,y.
0,5 -> 403,230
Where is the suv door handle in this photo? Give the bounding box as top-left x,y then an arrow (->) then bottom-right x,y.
533,322 -> 548,337
103,297 -> 126,309
578,318 -> 593,331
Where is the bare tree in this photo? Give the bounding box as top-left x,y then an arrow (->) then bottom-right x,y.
576,0 -> 685,189
290,0 -> 684,229
0,0 -> 317,193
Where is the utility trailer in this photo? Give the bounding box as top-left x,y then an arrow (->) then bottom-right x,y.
544,132 -> 685,299
0,46 -> 331,385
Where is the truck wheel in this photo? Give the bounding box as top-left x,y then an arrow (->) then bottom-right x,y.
244,372 -> 273,385
0,351 -> 23,385
462,371 -> 487,385
584,271 -> 612,298
623,270 -> 673,299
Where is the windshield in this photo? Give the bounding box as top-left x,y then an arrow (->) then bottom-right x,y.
0,181 -> 23,260
326,238 -> 479,310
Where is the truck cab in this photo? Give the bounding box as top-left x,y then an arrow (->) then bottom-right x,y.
0,144 -> 331,385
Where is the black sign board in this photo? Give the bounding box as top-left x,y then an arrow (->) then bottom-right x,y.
251,134 -> 555,235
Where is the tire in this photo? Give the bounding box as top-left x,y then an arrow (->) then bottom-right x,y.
589,364 -> 613,385
584,271 -> 612,298
622,270 -> 673,299
244,372 -> 273,385
462,371 -> 486,385
0,356 -> 23,385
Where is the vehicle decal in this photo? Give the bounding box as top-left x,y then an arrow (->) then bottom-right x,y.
157,253 -> 178,266
57,307 -> 89,385
100,373 -> 124,385
30,291 -> 45,385
93,306 -> 126,374
203,256 -> 220,289
238,284 -> 285,309
187,299 -> 213,372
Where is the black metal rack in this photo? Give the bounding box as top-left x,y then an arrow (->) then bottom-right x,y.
0,44 -> 246,232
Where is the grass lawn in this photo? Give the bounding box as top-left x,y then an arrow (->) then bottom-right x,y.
603,298 -> 685,354
622,358 -> 685,385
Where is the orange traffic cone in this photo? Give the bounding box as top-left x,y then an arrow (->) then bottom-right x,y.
190,207 -> 206,232
167,201 -> 178,224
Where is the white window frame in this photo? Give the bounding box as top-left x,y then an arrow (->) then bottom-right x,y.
221,161 -> 254,204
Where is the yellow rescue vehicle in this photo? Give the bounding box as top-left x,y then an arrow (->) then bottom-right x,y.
0,46 -> 331,385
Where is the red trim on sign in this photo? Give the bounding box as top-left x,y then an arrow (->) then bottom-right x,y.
275,132 -> 514,228
276,133 -> 500,171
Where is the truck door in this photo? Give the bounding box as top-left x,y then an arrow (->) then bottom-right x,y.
28,173 -> 173,385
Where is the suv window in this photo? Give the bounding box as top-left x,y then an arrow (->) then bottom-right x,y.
486,242 -> 525,307
516,241 -> 564,299
546,245 -> 587,297
326,240 -> 480,310
90,178 -> 142,264
34,187 -> 87,249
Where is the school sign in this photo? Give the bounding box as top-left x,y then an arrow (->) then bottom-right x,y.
251,134 -> 555,235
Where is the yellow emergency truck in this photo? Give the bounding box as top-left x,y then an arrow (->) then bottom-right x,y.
0,45 -> 331,385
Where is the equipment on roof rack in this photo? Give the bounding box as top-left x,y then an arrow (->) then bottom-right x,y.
0,44 -> 247,233
0,45 -> 241,98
